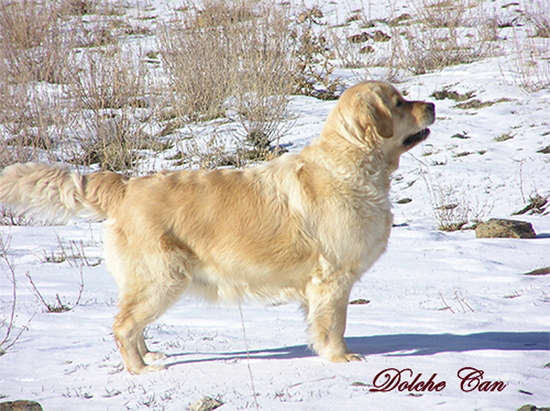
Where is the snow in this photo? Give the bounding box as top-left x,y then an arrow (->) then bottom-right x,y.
1,0 -> 549,410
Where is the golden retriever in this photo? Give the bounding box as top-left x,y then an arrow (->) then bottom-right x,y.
0,81 -> 435,374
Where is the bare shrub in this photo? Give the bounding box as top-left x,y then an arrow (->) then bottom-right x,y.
330,30 -> 366,70
159,0 -> 295,163
68,114 -> 147,173
421,167 -> 493,231
171,131 -> 236,170
70,48 -> 147,112
158,2 -> 244,122
26,267 -> 85,313
57,0 -> 101,16
227,2 -> 295,159
0,84 -> 66,168
524,1 -> 550,38
75,19 -> 120,49
398,28 -> 489,75
0,1 -> 77,169
66,45 -> 159,173
512,31 -> 550,92
432,187 -> 471,231
0,0 -> 74,85
353,0 -> 495,79
57,0 -> 123,17
514,41 -> 550,91
0,206 -> 34,226
0,0 -> 163,174
391,0 -> 494,75
0,234 -> 34,354
292,7 -> 342,99
511,1 -> 550,92
413,0 -> 468,29
0,69 -> 76,170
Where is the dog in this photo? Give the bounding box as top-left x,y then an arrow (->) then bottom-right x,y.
0,81 -> 435,374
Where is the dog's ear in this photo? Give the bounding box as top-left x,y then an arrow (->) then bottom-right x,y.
355,92 -> 394,139
370,98 -> 393,138
373,104 -> 393,138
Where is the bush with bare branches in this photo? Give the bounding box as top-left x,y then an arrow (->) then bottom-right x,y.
0,1 -> 74,85
159,0 -> 296,162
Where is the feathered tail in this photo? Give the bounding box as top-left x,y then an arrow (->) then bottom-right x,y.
0,163 -> 128,222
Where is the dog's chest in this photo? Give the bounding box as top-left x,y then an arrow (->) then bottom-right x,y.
315,186 -> 392,274
352,198 -> 392,272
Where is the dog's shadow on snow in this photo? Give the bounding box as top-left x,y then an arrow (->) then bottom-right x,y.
166,331 -> 549,367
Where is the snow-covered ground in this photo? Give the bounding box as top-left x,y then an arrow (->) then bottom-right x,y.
1,0 -> 549,410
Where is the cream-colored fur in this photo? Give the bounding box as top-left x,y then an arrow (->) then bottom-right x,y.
0,81 -> 435,374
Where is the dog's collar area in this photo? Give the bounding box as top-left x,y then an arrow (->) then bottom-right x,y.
403,129 -> 430,147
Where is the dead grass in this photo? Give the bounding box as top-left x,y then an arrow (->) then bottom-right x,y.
393,0 -> 494,75
420,166 -> 493,231
340,0 -> 497,80
431,88 -> 475,102
0,0 -> 161,174
414,0 -> 467,29
507,2 -> 550,92
225,2 -> 295,158
0,80 -> 66,169
454,97 -> 511,110
0,1 -> 74,85
68,114 -> 149,173
69,47 -> 148,112
159,0 -> 251,122
524,1 -> 550,38
512,34 -> 550,92
0,0 -> 545,179
292,7 -> 342,100
159,0 -> 295,162
0,206 -> 34,226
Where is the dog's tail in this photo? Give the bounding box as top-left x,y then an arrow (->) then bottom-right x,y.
0,162 -> 128,221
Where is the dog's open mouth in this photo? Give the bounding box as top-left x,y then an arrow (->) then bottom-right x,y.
403,129 -> 430,147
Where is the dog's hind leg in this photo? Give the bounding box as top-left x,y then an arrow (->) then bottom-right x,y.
138,332 -> 167,364
113,271 -> 188,374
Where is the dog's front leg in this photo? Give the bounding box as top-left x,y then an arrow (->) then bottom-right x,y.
304,273 -> 362,363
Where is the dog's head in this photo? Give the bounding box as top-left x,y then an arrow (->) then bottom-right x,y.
324,81 -> 435,170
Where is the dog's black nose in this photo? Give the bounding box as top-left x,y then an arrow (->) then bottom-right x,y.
426,102 -> 435,115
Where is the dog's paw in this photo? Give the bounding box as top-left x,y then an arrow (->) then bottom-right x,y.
143,351 -> 167,363
344,353 -> 363,362
328,352 -> 363,363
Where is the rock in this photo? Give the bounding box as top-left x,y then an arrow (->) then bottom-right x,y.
348,32 -> 370,43
189,396 -> 223,411
359,45 -> 375,54
475,218 -> 536,239
372,30 -> 391,42
517,405 -> 550,411
389,13 -> 412,26
525,267 -> 550,276
349,298 -> 370,305
0,401 -> 43,411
